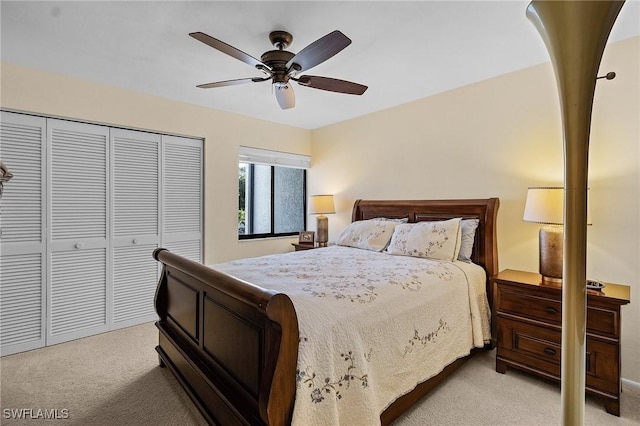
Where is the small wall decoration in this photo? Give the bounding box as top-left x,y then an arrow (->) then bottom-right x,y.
299,231 -> 315,244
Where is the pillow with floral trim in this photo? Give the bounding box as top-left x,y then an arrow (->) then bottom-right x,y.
335,219 -> 399,251
386,218 -> 462,261
458,219 -> 480,262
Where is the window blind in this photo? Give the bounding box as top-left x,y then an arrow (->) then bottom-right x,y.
239,146 -> 310,169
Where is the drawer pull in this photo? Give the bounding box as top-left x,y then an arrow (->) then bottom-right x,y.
545,307 -> 558,314
544,347 -> 556,356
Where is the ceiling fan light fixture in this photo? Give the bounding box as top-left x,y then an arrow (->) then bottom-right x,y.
274,82 -> 295,110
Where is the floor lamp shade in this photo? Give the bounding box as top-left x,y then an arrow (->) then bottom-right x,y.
309,195 -> 335,247
523,187 -> 591,283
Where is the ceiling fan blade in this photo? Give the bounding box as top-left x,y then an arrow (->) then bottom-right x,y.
197,77 -> 266,89
286,30 -> 351,73
274,84 -> 295,109
296,75 -> 367,95
190,32 -> 267,69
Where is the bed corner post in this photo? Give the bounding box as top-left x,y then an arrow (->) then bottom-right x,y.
260,293 -> 300,426
487,197 -> 500,278
153,248 -> 169,322
351,199 -> 363,222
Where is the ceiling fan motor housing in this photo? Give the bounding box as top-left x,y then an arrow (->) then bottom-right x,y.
260,50 -> 296,84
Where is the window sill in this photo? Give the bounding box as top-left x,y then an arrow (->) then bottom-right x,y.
238,235 -> 298,243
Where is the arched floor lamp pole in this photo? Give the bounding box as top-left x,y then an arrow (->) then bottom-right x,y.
526,1 -> 625,424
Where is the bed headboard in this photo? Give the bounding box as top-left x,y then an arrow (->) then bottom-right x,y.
352,198 -> 499,307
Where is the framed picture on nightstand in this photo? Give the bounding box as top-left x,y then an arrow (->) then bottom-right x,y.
299,231 -> 315,244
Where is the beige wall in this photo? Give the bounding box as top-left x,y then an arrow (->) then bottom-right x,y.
1,37 -> 638,382
310,37 -> 640,382
0,62 -> 311,263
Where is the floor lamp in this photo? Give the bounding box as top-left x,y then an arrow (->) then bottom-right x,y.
526,1 -> 624,424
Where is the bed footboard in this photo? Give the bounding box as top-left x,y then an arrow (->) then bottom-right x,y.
153,248 -> 299,425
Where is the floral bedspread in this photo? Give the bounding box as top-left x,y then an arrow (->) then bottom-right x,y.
213,245 -> 490,426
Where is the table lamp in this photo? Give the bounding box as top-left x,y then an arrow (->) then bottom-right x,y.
308,195 -> 335,247
523,187 -> 591,284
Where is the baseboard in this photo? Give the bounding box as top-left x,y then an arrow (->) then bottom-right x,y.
622,378 -> 640,389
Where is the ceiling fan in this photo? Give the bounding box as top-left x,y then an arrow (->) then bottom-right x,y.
189,30 -> 368,109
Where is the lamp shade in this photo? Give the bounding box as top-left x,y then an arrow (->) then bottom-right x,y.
523,187 -> 564,225
308,195 -> 335,215
523,187 -> 591,225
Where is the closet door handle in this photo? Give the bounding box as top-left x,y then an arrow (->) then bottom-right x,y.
132,238 -> 139,244
544,347 -> 556,356
545,307 -> 558,314
74,242 -> 84,249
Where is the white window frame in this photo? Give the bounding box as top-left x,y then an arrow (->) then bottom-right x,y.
238,146 -> 310,239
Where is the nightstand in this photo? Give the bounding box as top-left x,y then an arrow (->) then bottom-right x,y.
492,269 -> 630,416
291,242 -> 317,251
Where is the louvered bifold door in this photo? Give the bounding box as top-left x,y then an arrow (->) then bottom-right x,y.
0,112 -> 46,356
161,136 -> 202,262
111,129 -> 160,328
47,119 -> 109,345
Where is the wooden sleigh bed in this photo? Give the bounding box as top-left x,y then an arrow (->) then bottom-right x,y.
153,198 -> 499,425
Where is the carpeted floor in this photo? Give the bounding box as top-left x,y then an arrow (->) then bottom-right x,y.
1,322 -> 638,425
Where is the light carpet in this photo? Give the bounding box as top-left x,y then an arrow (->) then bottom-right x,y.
1,322 -> 638,425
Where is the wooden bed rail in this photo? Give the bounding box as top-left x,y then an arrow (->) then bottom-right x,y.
153,248 -> 299,425
154,248 -> 278,310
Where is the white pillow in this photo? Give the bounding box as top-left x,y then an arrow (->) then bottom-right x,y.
386,218 -> 462,261
458,219 -> 480,262
335,219 -> 399,252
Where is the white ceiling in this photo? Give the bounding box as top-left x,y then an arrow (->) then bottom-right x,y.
2,1 -> 639,130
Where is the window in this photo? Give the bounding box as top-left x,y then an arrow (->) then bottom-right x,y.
238,147 -> 309,239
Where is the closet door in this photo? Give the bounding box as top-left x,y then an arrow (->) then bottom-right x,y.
162,135 -> 202,262
0,112 -> 46,356
111,128 -> 160,328
47,119 -> 110,345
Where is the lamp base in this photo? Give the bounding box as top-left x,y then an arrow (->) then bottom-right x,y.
542,275 -> 563,285
539,225 -> 563,284
317,215 -> 328,247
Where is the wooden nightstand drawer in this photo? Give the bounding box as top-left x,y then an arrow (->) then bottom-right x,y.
497,318 -> 620,396
496,282 -> 619,337
514,329 -> 561,365
497,318 -> 561,377
497,286 -> 561,326
587,305 -> 619,338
